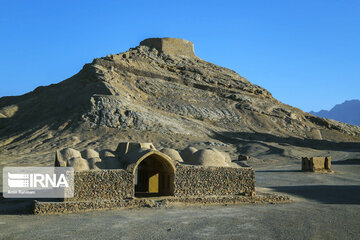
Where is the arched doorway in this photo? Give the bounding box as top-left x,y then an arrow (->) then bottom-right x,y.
133,152 -> 175,197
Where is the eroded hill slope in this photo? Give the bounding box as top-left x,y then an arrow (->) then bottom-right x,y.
1,38 -> 359,167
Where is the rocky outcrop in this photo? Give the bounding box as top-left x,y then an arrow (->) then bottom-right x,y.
1,38 -> 360,165
76,39 -> 360,139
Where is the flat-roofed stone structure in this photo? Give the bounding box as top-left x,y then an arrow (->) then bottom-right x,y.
140,38 -> 195,57
301,156 -> 332,172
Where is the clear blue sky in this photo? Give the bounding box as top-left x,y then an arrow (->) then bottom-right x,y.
0,0 -> 359,112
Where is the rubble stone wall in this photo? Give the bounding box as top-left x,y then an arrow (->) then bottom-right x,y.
66,169 -> 133,201
174,164 -> 255,197
65,165 -> 255,202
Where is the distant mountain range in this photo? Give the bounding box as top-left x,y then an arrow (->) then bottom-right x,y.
310,100 -> 360,126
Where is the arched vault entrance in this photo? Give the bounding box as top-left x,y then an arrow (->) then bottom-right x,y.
130,151 -> 175,197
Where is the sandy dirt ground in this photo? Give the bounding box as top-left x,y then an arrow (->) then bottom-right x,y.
0,158 -> 359,240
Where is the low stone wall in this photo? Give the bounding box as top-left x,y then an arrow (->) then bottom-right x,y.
34,194 -> 290,215
34,164 -> 261,214
67,169 -> 133,201
64,164 -> 255,202
174,164 -> 255,197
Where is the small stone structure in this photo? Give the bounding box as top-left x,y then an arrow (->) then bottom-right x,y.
301,156 -> 332,172
34,142 -> 261,214
140,38 -> 195,58
238,154 -> 250,161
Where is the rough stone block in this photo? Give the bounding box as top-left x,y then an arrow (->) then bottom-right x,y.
301,156 -> 332,172
140,38 -> 195,58
238,155 -> 250,161
325,157 -> 331,169
302,157 -> 310,170
312,157 -> 325,170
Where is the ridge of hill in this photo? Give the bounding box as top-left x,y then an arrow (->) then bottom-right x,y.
1,38 -> 359,167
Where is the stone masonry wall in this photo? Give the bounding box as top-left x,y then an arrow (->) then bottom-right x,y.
174,164 -> 255,197
301,157 -> 332,172
140,38 -> 195,58
66,169 -> 133,202
64,165 -> 255,202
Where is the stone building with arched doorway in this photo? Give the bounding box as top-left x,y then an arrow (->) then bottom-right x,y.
118,144 -> 176,197
38,141 -> 257,214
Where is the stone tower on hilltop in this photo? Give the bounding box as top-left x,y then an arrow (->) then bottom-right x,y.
140,37 -> 195,58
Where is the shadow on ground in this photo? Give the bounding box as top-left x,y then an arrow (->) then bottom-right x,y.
270,185 -> 360,204
0,196 -> 34,215
211,131 -> 360,152
256,170 -> 302,173
333,159 -> 360,165
0,193 -> 68,214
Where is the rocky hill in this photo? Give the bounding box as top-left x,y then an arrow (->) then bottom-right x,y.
1,38 -> 359,167
310,100 -> 360,126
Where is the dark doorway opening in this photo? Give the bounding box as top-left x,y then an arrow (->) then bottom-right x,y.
134,154 -> 175,197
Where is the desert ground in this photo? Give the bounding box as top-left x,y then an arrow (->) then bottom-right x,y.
1,154 -> 359,240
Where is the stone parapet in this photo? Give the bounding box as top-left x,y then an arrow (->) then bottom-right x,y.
174,164 -> 255,197
34,194 -> 290,215
66,169 -> 133,202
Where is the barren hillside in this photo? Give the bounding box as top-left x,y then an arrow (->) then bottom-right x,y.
1,38 -> 359,167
